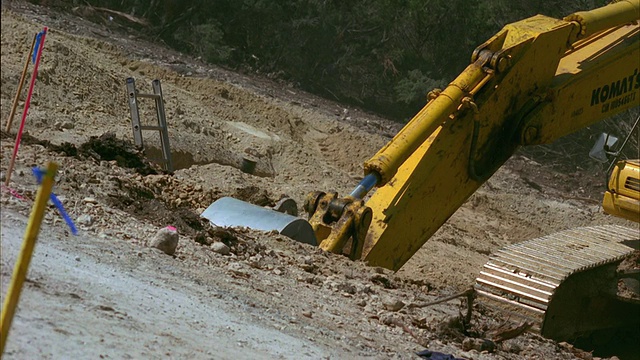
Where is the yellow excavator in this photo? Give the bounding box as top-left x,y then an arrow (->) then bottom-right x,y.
203,0 -> 640,343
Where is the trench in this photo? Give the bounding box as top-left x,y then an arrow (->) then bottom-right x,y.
145,145 -> 275,177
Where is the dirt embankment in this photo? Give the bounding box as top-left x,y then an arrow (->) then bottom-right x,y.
1,1 -> 638,359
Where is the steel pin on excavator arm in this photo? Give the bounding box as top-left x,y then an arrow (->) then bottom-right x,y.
303,190 -> 373,260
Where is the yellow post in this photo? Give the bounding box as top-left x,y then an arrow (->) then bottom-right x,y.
0,162 -> 58,354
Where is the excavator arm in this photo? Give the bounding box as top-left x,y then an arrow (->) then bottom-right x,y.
305,0 -> 640,270
201,0 -> 640,345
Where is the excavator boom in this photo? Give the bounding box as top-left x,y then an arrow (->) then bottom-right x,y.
356,1 -> 640,270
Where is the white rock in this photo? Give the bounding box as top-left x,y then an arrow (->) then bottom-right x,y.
149,226 -> 179,255
211,242 -> 230,255
382,297 -> 404,312
83,197 -> 98,204
77,214 -> 93,226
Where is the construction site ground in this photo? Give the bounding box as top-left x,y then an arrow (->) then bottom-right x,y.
1,2 -> 638,359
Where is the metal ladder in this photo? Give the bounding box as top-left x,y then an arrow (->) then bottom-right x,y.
126,77 -> 173,172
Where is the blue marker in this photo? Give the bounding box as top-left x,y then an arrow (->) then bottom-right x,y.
32,167 -> 78,235
32,31 -> 44,64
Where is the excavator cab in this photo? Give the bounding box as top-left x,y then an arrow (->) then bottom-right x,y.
603,160 -> 640,222
589,116 -> 640,223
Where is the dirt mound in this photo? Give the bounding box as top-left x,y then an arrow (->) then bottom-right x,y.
19,131 -> 161,174
78,133 -> 157,173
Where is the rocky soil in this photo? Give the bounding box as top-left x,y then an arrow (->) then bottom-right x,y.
1,1 -> 638,359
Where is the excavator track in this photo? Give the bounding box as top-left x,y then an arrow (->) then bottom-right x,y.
475,225 -> 639,340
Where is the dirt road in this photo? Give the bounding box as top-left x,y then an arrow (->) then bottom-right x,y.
1,209 -> 350,359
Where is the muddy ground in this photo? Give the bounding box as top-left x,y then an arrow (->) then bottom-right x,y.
1,1 -> 638,359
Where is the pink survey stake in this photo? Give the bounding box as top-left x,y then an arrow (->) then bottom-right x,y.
8,27 -> 48,176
